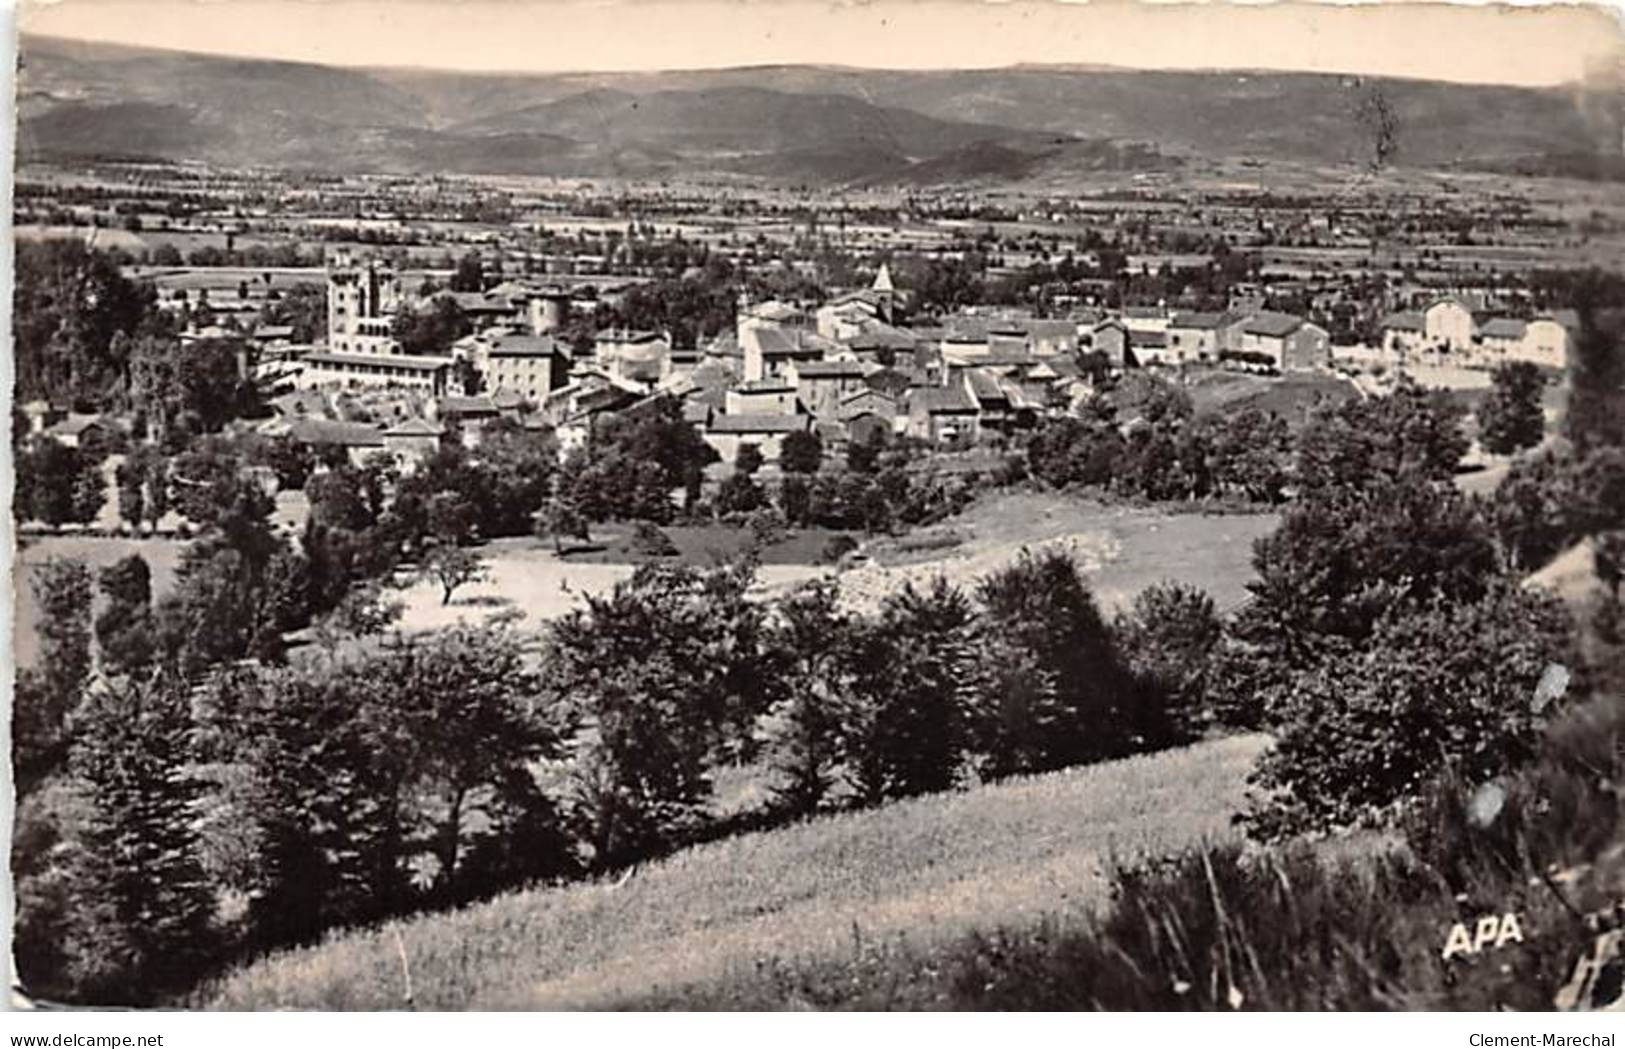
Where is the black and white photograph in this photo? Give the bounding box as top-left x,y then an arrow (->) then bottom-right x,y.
7,0 -> 1625,1022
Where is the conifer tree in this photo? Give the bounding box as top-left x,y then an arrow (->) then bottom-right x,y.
60,675 -> 216,1003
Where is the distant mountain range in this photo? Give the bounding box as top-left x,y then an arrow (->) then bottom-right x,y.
16,33 -> 1625,184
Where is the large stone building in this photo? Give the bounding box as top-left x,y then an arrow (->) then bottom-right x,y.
326,251 -> 401,356
301,252 -> 452,395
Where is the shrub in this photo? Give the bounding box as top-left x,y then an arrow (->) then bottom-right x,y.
1480,361 -> 1547,455
780,429 -> 823,475
627,521 -> 678,559
1242,578 -> 1574,840
1115,581 -> 1223,740
972,549 -> 1151,776
820,534 -> 860,564
844,578 -> 977,805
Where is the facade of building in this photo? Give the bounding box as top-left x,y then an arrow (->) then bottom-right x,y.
1240,313 -> 1329,371
296,351 -> 451,396
702,412 -> 814,463
594,329 -> 672,387
789,359 -> 869,421
326,252 -> 402,356
1424,297 -> 1477,352
475,331 -> 570,402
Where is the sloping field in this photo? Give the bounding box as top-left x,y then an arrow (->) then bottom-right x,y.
203,733 -> 1270,1010
851,493 -> 1277,615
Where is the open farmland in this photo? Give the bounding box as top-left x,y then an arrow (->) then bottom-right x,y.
202,733 -> 1270,1010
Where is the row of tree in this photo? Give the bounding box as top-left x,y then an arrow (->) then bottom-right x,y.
14,537 -> 1209,1005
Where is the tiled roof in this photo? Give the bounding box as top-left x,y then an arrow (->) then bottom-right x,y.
1242,312 -> 1306,339
304,351 -> 451,371
708,413 -> 812,434
908,384 -> 978,414
794,360 -> 868,379
384,417 -> 445,437
1480,318 -> 1528,339
287,418 -> 387,447
1169,312 -> 1229,330
440,395 -> 500,415
487,333 -> 563,357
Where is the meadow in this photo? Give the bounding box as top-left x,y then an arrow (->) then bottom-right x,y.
201,733 -> 1270,1010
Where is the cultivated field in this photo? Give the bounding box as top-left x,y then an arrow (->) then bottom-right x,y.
202,733 -> 1271,1010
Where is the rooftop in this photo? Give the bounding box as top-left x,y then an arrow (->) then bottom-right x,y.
708,413 -> 813,435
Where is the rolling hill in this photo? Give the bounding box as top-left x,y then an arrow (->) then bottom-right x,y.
16,33 -> 1625,183
201,734 -> 1270,1009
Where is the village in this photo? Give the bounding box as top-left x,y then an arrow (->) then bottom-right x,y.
12,10 -> 1625,1016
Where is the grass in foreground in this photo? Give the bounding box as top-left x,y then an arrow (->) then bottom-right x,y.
201,734 -> 1269,1010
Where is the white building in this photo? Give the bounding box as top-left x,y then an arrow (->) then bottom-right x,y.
1424,297 -> 1477,352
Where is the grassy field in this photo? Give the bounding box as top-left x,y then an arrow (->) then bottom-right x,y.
386,492 -> 1277,634
1185,370 -> 1355,423
557,521 -> 853,567
855,492 -> 1277,616
201,733 -> 1270,1010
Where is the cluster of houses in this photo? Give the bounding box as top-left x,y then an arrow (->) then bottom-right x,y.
247,254 -> 1577,473
1379,296 -> 1572,368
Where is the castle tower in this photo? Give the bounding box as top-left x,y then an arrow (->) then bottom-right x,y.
326,251 -> 401,355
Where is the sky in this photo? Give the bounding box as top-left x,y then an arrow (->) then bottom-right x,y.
17,0 -> 1625,87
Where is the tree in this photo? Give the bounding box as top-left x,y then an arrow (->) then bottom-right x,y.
13,240 -> 159,410
760,581 -> 853,816
539,491 -> 591,554
393,296 -> 472,357
425,543 -> 486,606
848,431 -> 884,475
844,578 -> 976,804
1239,473 -> 1497,667
1115,582 -> 1223,739
716,471 -> 767,516
1206,408 -> 1293,503
556,399 -> 715,521
1026,403 -> 1124,490
1564,286 -> 1625,456
1480,362 -> 1546,455
57,674 -> 216,1003
259,282 -> 327,343
115,445 -> 171,535
974,549 -> 1149,776
1245,580 -> 1572,839
780,429 -> 823,475
17,438 -> 104,527
546,561 -> 768,866
360,627 -> 575,903
1295,376 -> 1466,493
449,254 -> 485,293
735,442 -> 764,478
95,555 -> 157,680
114,456 -> 146,534
1490,445 -> 1625,572
15,560 -> 95,794
128,335 -> 259,445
